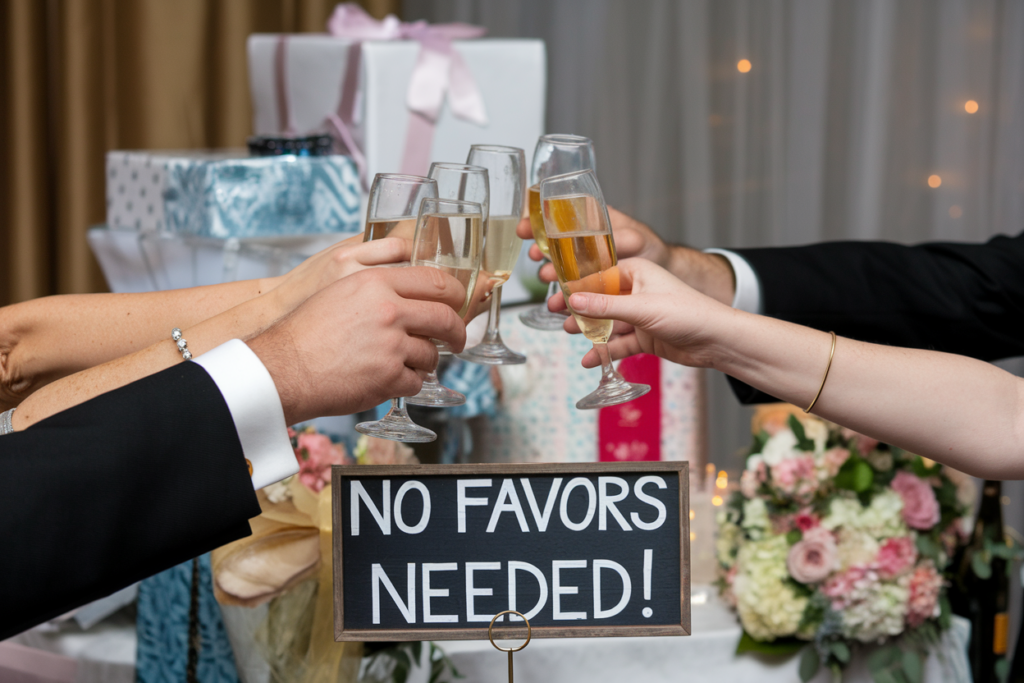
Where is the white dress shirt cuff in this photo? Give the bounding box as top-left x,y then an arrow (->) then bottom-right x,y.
194,339 -> 298,490
704,248 -> 763,314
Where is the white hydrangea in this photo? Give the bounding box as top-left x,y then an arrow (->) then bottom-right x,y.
835,528 -> 881,570
823,491 -> 907,540
840,571 -> 910,643
742,497 -> 770,533
734,536 -> 809,640
760,430 -> 800,466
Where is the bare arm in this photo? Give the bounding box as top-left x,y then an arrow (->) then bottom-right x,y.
562,258 -> 1024,479
8,237 -> 407,429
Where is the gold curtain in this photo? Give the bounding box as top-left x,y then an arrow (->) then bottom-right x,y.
0,0 -> 399,307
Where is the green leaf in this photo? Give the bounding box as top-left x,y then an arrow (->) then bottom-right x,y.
830,641 -> 851,664
868,645 -> 901,672
736,631 -> 806,657
901,650 -> 923,683
836,456 -> 874,493
799,646 -> 820,683
787,529 -> 804,545
394,660 -> 410,683
873,669 -> 898,683
915,534 -> 940,562
410,641 -> 422,665
751,430 -> 770,454
972,551 -> 993,579
789,415 -> 816,451
938,596 -> 952,630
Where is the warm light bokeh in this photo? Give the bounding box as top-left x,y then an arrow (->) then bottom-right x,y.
965,100 -> 979,114
737,59 -> 752,73
928,174 -> 942,188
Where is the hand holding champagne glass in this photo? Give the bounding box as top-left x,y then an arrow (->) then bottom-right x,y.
521,134 -> 597,331
541,169 -> 650,409
356,173 -> 439,442
458,145 -> 528,365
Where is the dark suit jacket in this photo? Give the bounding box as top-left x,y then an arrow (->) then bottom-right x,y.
729,231 -> 1024,403
0,362 -> 261,639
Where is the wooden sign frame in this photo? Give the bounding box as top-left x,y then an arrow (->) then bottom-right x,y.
331,461 -> 690,641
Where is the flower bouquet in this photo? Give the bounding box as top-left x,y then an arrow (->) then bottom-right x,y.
717,405 -> 973,682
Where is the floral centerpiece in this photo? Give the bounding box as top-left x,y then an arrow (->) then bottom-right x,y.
717,405 -> 973,682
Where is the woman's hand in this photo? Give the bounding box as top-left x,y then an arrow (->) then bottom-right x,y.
555,258 -> 737,370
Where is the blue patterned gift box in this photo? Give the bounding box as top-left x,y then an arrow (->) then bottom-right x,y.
106,151 -> 361,238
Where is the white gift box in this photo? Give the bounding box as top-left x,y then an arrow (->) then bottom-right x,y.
247,35 -> 547,179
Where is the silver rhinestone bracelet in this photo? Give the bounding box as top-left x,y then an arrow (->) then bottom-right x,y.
0,408 -> 15,436
172,328 -> 193,361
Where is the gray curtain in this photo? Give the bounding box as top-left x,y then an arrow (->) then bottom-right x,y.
405,0 -> 1024,468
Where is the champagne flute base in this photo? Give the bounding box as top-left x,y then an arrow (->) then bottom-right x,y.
458,335 -> 526,365
355,401 -> 437,443
519,304 -> 569,331
575,376 -> 651,410
406,379 -> 466,407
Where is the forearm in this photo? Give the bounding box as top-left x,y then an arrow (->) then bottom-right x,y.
0,277 -> 281,408
11,287 -> 289,429
712,310 -> 1024,478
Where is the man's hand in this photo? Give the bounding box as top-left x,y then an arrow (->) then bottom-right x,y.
516,205 -> 736,305
249,266 -> 467,424
558,258 -> 738,370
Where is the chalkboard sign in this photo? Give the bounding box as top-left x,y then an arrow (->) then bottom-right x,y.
331,462 -> 689,641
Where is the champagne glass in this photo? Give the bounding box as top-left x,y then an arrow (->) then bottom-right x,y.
458,145 -> 527,365
406,197 -> 484,407
520,134 -> 596,330
540,169 -> 650,409
406,163 -> 489,406
356,173 -> 439,442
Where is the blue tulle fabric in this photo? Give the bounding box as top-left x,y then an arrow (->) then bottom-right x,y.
135,554 -> 239,683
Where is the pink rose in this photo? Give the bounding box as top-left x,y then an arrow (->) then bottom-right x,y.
772,455 -> 817,502
891,471 -> 941,530
906,563 -> 943,628
740,469 -> 761,498
296,432 -> 348,493
787,527 -> 838,584
840,427 -> 880,454
793,509 -> 820,532
821,447 -> 850,478
875,537 -> 917,578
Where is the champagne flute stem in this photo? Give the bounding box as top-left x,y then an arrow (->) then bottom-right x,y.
483,285 -> 503,343
594,341 -> 620,382
390,396 -> 409,418
544,272 -> 559,305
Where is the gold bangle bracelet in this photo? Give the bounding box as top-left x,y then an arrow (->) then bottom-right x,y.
804,331 -> 837,413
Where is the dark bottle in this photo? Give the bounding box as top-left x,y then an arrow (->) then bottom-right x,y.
951,481 -> 1009,683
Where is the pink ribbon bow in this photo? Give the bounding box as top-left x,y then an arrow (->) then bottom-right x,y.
308,2 -> 487,184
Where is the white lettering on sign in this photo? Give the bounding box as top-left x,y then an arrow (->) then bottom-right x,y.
559,478 -> 597,531
371,563 -> 414,624
630,476 -> 668,530
394,480 -> 431,534
552,560 -> 588,620
593,559 -> 632,618
422,563 -> 459,623
520,477 -> 562,532
598,477 -> 633,531
486,479 -> 530,533
465,562 -> 502,622
352,480 -> 391,536
507,561 -> 548,622
457,479 -> 491,533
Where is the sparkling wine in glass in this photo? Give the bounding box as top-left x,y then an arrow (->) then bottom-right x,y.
406,197 -> 484,407
521,134 -> 596,331
458,145 -> 528,365
541,169 -> 650,409
355,173 -> 438,443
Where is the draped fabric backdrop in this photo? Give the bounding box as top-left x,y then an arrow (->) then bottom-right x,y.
0,0 -> 397,308
404,0 -> 1024,463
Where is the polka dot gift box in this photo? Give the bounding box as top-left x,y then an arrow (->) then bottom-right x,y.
105,150 -> 361,238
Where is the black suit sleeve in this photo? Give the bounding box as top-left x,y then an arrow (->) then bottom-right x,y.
0,362 -> 262,639
727,231 -> 1024,404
